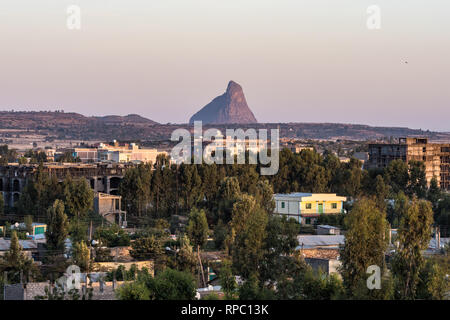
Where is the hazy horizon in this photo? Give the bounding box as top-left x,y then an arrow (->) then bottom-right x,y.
0,1 -> 449,131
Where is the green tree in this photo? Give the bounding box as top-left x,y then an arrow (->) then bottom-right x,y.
0,231 -> 38,283
24,215 -> 33,234
384,159 -> 409,195
176,234 -> 197,275
416,259 -> 447,300
62,176 -> 93,219
69,219 -> 88,244
72,241 -> 91,272
260,216 -> 299,287
253,179 -> 275,214
93,224 -> 130,247
374,175 -> 389,211
292,267 -> 345,300
45,200 -> 69,256
342,158 -> 364,198
18,156 -> 28,164
219,259 -> 237,299
116,281 -> 150,300
118,268 -> 197,300
216,177 -> 241,223
179,164 -> 203,212
427,176 -> 441,209
0,192 -> 4,216
408,160 -> 427,198
130,236 -> 164,261
119,163 -> 152,217
187,207 -> 209,287
391,198 -> 434,299
230,194 -> 268,280
213,219 -> 228,250
339,198 -> 389,294
389,191 -> 409,228
17,164 -> 62,218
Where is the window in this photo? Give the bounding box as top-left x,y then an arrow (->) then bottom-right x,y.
305,218 -> 311,225
281,202 -> 285,209
332,203 -> 337,209
306,203 -> 312,209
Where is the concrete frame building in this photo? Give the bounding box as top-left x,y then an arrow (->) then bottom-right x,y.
0,163 -> 131,207
367,137 -> 450,190
93,192 -> 126,226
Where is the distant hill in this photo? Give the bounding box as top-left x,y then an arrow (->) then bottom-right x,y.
189,81 -> 257,124
0,110 -> 448,142
94,114 -> 158,125
0,111 -> 158,129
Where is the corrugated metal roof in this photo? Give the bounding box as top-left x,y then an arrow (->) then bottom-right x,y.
317,225 -> 340,230
0,239 -> 44,251
428,237 -> 450,250
296,235 -> 345,249
275,193 -> 313,198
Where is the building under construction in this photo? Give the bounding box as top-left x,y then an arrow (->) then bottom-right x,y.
0,162 -> 132,207
368,137 -> 450,190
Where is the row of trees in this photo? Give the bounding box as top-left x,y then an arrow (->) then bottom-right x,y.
118,149 -> 449,237
340,197 -> 447,300
16,164 -> 93,219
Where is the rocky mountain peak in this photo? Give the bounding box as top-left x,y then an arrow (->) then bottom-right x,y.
189,81 -> 257,124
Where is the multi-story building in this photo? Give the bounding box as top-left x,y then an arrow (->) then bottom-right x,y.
58,141 -> 167,164
0,163 -> 132,207
97,142 -> 166,164
93,192 -> 126,226
367,137 -> 450,190
273,193 -> 347,225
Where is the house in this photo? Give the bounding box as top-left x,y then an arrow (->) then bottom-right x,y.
296,235 -> 345,250
26,223 -> 47,240
4,280 -> 128,300
29,223 -> 46,236
0,239 -> 45,260
273,193 -> 347,225
94,192 -> 127,226
304,257 -> 341,276
317,225 -> 341,235
296,235 -> 344,276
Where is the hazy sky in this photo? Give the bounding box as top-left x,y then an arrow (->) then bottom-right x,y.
0,1 -> 449,131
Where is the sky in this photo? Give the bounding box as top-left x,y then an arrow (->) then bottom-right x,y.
0,0 -> 449,131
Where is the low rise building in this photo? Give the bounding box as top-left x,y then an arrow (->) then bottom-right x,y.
273,193 -> 347,225
93,192 -> 126,226
296,235 -> 344,276
317,224 -> 341,235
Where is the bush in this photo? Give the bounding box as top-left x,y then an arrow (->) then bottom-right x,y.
94,224 -> 130,247
129,236 -> 164,261
116,268 -> 197,300
116,281 -> 150,300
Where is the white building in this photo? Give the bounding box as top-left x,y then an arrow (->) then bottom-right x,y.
273,193 -> 347,225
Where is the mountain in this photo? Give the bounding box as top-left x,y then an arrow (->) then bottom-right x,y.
189,81 -> 258,124
0,111 -> 158,129
94,114 -> 158,125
